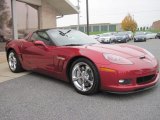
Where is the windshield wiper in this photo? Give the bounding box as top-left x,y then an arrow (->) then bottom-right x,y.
64,44 -> 83,46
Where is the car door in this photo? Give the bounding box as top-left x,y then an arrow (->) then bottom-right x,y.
21,31 -> 55,74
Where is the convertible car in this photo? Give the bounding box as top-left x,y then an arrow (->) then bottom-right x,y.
5,29 -> 159,95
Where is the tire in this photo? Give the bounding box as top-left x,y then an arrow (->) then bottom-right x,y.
8,50 -> 24,73
155,36 -> 159,39
70,58 -> 100,95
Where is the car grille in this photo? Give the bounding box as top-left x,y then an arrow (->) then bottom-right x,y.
137,74 -> 156,84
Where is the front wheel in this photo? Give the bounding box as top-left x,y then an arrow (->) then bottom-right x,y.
70,58 -> 100,95
8,50 -> 24,73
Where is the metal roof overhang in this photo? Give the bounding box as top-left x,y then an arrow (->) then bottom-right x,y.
17,0 -> 78,15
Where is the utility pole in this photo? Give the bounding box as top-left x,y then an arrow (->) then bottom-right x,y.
86,0 -> 89,35
77,0 -> 80,30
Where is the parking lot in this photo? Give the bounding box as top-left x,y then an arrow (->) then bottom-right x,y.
0,39 -> 160,120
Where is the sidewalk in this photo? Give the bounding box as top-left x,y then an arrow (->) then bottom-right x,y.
0,52 -> 29,83
0,52 -> 6,63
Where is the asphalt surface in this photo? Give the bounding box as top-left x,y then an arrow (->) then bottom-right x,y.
0,39 -> 160,120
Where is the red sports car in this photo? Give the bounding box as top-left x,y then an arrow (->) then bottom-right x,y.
5,29 -> 159,95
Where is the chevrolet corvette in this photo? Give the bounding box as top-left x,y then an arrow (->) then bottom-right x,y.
5,29 -> 159,95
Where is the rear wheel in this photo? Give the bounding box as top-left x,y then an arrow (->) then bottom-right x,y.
70,58 -> 100,95
8,50 -> 23,73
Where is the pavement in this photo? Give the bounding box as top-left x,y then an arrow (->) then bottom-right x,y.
0,52 -> 29,83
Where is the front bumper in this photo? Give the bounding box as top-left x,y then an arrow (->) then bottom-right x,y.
134,38 -> 146,41
97,62 -> 159,93
104,82 -> 158,94
115,38 -> 127,43
104,73 -> 159,93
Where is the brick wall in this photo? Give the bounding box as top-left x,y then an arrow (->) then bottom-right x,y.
152,20 -> 160,30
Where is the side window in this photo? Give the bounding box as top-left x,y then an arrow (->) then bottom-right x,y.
30,33 -> 38,41
30,32 -> 51,45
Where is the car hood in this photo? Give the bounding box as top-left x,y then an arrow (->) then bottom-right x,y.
100,36 -> 111,39
115,36 -> 125,38
77,44 -> 146,58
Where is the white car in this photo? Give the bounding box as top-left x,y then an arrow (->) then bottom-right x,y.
126,31 -> 133,40
98,33 -> 115,43
89,35 -> 100,40
145,32 -> 157,39
118,31 -> 133,40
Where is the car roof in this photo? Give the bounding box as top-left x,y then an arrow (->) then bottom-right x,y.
36,28 -> 73,33
36,28 -> 55,32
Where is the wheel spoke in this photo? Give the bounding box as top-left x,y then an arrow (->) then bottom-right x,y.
81,83 -> 85,91
77,66 -> 82,73
72,76 -> 82,81
13,64 -> 16,69
85,79 -> 93,85
85,66 -> 90,74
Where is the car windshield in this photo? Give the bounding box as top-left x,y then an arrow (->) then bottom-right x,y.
115,33 -> 126,36
135,32 -> 145,35
47,29 -> 99,46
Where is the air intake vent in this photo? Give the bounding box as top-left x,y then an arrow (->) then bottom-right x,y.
137,74 -> 155,84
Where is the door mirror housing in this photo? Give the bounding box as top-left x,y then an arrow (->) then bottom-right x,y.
34,40 -> 48,50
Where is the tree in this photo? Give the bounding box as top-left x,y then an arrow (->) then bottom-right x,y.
121,14 -> 137,33
0,0 -> 9,31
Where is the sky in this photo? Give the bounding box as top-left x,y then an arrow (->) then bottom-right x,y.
57,0 -> 160,27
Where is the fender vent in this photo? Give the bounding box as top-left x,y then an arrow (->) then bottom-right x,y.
139,56 -> 145,59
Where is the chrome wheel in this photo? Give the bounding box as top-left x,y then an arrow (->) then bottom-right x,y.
8,52 -> 17,71
72,62 -> 94,92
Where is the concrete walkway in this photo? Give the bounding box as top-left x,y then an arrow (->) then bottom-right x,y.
0,52 -> 29,83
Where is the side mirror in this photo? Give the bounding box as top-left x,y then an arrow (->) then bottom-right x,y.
34,40 -> 48,50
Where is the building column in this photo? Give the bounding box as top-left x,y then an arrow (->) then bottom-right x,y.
107,25 -> 109,32
99,25 -> 101,32
38,6 -> 42,29
11,0 -> 18,39
37,0 -> 57,29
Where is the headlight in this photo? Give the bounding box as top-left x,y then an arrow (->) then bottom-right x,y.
143,49 -> 155,58
103,54 -> 133,64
